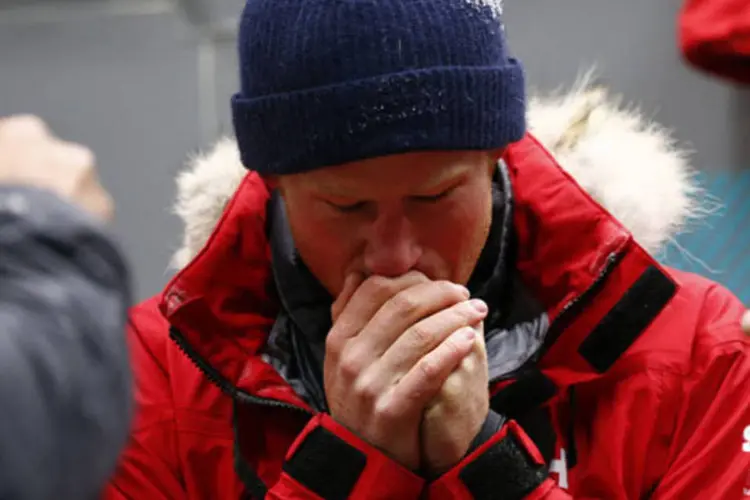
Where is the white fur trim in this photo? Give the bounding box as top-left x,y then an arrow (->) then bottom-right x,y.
528,73 -> 707,256
170,137 -> 247,269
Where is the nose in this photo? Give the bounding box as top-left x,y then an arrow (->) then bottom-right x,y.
363,211 -> 422,277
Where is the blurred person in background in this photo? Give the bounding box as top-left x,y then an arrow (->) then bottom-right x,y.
679,0 -> 750,84
0,115 -> 132,500
106,1 -> 750,499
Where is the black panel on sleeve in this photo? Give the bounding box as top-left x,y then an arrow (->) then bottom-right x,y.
459,432 -> 548,499
283,425 -> 367,500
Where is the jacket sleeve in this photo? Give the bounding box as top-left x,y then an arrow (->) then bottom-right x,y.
0,187 -> 132,500
649,312 -> 750,498
424,419 -> 570,500
266,413 -> 425,499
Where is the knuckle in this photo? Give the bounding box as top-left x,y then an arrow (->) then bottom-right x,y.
407,323 -> 432,348
416,356 -> 440,382
338,353 -> 363,381
390,290 -> 419,315
372,405 -> 397,426
325,328 -> 343,354
440,372 -> 463,399
372,392 -> 402,424
460,353 -> 477,373
442,334 -> 463,357
353,374 -> 379,402
423,401 -> 443,421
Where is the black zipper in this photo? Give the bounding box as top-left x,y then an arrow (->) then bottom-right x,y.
170,326 -> 313,499
539,251 -> 622,356
169,326 -> 313,415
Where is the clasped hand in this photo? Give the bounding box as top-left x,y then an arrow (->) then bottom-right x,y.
324,272 -> 490,476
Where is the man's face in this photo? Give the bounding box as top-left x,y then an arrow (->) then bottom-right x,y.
275,150 -> 498,297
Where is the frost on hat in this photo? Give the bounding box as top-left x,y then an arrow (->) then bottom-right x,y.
231,0 -> 526,175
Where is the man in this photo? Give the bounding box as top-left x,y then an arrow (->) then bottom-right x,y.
106,1 -> 750,498
0,115 -> 132,499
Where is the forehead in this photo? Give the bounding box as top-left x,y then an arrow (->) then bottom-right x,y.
294,150 -> 491,195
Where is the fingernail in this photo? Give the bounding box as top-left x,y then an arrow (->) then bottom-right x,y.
453,283 -> 470,298
469,299 -> 488,314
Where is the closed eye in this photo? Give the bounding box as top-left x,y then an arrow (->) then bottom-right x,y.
411,188 -> 454,203
326,200 -> 367,213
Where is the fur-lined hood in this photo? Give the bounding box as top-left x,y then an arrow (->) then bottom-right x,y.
171,79 -> 706,270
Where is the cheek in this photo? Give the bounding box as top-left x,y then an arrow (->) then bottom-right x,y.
285,207 -> 361,293
417,192 -> 492,281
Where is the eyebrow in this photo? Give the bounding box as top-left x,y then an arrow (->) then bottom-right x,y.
312,161 -> 473,198
420,163 -> 472,191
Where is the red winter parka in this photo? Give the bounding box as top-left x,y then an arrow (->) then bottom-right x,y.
105,133 -> 750,499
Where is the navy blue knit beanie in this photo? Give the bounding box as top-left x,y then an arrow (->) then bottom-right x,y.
231,0 -> 525,175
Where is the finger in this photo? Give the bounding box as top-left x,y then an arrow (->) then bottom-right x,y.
471,320 -> 487,362
425,325 -> 487,416
331,272 -> 365,323
378,299 -> 487,377
329,271 -> 430,344
353,304 -> 483,407
427,321 -> 487,403
351,279 -> 471,359
453,334 -> 486,387
435,361 -> 471,407
386,326 -> 477,413
424,348 -> 487,424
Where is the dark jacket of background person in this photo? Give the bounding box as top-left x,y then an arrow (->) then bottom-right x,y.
0,186 -> 132,500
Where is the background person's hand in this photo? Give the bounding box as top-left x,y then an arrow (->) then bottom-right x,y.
420,320 -> 489,476
325,272 -> 488,471
0,115 -> 113,220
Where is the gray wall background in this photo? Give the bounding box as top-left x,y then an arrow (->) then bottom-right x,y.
1,0 -> 747,300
